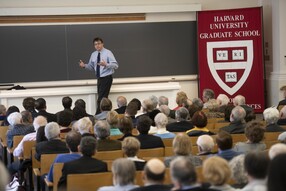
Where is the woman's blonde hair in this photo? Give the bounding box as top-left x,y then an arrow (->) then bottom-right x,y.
172,133 -> 191,156
202,156 -> 231,186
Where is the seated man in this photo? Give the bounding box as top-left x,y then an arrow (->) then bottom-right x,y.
215,130 -> 241,161
115,96 -> 127,114
278,105 -> 286,125
136,115 -> 164,149
6,112 -> 34,148
94,120 -> 122,151
166,107 -> 194,132
58,136 -> 108,188
170,156 -> 217,191
35,98 -> 57,122
220,106 -> 246,134
35,122 -> 69,161
130,158 -> 171,191
46,131 -> 82,182
263,107 -> 285,132
233,95 -> 254,122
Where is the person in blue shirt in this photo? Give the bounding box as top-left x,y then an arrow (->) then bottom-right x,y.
79,37 -> 118,115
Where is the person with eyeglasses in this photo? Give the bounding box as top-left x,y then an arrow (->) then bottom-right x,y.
79,37 -> 118,115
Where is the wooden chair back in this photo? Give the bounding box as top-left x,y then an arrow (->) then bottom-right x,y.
264,132 -> 280,142
94,150 -> 123,160
41,154 -> 59,175
231,134 -> 247,143
162,138 -> 173,147
164,147 -> 173,157
22,140 -> 36,159
137,147 -> 164,158
67,172 -> 113,191
53,163 -> 64,191
0,126 -> 9,146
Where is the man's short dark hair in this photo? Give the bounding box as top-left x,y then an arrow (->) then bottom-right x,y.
245,121 -> 265,143
22,97 -> 35,111
100,98 -> 112,111
35,98 -> 46,110
62,96 -> 72,109
72,106 -> 87,121
126,102 -> 138,116
136,115 -> 152,134
66,131 -> 82,152
93,37 -> 103,44
57,110 -> 73,127
192,111 -> 207,128
75,99 -> 86,109
80,136 -> 97,157
130,98 -> 141,111
244,152 -> 270,179
216,130 -> 233,150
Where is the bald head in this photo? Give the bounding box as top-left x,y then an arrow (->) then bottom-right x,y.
144,158 -> 166,184
117,96 -> 127,107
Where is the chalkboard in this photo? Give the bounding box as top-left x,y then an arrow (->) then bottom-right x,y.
0,21 -> 197,83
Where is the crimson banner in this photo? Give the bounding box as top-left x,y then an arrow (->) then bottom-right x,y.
197,7 -> 264,112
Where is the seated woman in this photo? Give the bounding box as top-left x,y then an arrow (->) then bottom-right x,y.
186,111 -> 214,136
233,121 -> 266,154
98,158 -> 138,191
122,137 -> 146,170
203,156 -> 237,191
196,135 -> 216,156
154,113 -> 176,139
164,133 -> 202,167
106,111 -> 122,136
117,116 -> 134,141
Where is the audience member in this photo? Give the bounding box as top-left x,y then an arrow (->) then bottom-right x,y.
56,96 -> 73,122
115,96 -> 127,114
164,134 -> 201,167
242,152 -> 269,191
159,105 -> 176,124
138,98 -> 160,126
268,143 -> 286,159
95,97 -> 113,120
117,116 -> 135,141
216,94 -> 230,113
233,95 -> 254,122
58,136 -> 107,188
149,95 -> 159,109
0,104 -> 6,121
196,135 -> 215,156
166,107 -> 193,132
173,91 -> 188,111
278,131 -> 286,143
1,105 -> 20,126
278,105 -> 286,125
35,122 -> 69,161
57,110 -> 72,133
136,115 -> 164,149
130,98 -> 142,112
233,121 -> 266,153
202,156 -> 236,191
221,105 -> 235,122
6,112 -> 34,148
267,153 -> 286,191
22,97 -> 37,119
263,107 -> 285,132
125,101 -> 138,127
130,158 -> 171,191
229,155 -> 248,189
14,116 -> 47,157
186,111 -> 214,136
220,106 -> 246,134
205,99 -> 223,118
94,120 -> 121,151
106,111 -> 122,136
192,98 -> 204,111
277,85 -> 286,109
122,137 -> 146,170
98,158 -> 138,191
21,110 -> 33,126
171,156 -> 215,191
154,113 -> 176,139
215,130 -> 240,161
74,99 -> 94,122
35,98 -> 57,122
76,117 -> 94,137
46,131 -> 82,182
202,88 -> 215,108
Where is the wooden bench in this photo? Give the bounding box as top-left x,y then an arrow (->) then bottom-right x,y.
94,150 -> 123,160
0,126 -> 9,165
137,147 -> 164,158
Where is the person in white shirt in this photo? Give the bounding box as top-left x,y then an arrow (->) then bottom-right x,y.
13,116 -> 47,157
